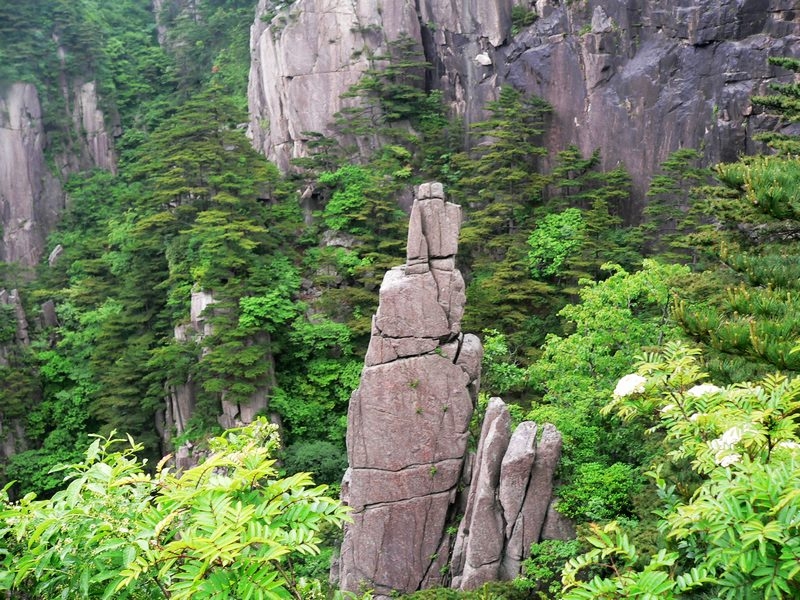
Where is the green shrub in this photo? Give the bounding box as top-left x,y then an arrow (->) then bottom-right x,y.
283,439 -> 349,485
556,462 -> 641,522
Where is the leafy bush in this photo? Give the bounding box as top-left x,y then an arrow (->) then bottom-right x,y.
562,343 -> 800,599
283,440 -> 349,485
556,462 -> 641,522
0,418 -> 350,599
517,539 -> 581,597
527,208 -> 585,279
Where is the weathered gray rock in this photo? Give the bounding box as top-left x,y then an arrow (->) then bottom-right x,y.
0,84 -> 62,265
450,398 -> 510,590
163,289 -> 272,453
72,82 -> 116,174
248,0 -> 508,171
338,183 -> 481,599
40,300 -> 59,329
503,0 -> 800,210
498,421 -> 538,538
0,77 -> 116,265
451,399 -> 566,590
541,498 -> 577,541
249,0 -> 798,214
502,423 -> 563,579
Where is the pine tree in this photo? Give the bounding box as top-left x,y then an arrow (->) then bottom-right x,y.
752,56 -> 800,155
675,153 -> 800,381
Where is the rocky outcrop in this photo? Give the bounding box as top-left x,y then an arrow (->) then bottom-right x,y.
160,289 -> 274,466
450,397 -> 564,590
72,81 -> 116,174
337,183 -> 482,598
249,0 -> 799,211
0,78 -> 116,266
336,183 -> 567,596
0,84 -> 63,265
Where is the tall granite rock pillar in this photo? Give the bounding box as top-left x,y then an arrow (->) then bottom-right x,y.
337,183 -> 483,598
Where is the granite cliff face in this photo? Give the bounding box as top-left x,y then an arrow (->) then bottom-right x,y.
249,0 -> 799,208
0,80 -> 116,266
0,84 -> 62,266
503,0 -> 800,208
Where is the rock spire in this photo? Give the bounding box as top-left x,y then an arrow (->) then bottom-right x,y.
335,183 -> 570,597
337,183 -> 482,598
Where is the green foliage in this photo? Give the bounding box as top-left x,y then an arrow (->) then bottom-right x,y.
527,208 -> 586,279
527,260 -> 690,481
480,329 -> 529,396
564,342 -> 800,599
544,147 -> 642,287
643,148 -> 712,263
400,581 -> 531,599
453,87 -> 554,352
0,418 -> 350,599
752,56 -> 800,155
677,152 -> 800,382
556,462 -> 641,522
282,440 -> 348,486
319,165 -> 374,235
517,539 -> 581,597
335,35 -> 432,139
511,6 -> 538,35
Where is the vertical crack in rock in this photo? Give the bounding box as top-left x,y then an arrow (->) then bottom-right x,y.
338,183 -> 482,599
336,183 -> 567,597
451,399 -> 566,591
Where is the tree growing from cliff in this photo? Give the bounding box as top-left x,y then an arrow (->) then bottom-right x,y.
752,56 -> 800,155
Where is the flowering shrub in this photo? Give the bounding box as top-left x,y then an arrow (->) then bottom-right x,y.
562,342 -> 800,599
612,373 -> 647,398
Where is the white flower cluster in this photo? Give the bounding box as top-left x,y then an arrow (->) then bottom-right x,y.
613,373 -> 647,398
687,383 -> 722,397
708,426 -> 744,467
777,440 -> 800,450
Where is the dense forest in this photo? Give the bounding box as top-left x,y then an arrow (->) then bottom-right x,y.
0,0 -> 799,598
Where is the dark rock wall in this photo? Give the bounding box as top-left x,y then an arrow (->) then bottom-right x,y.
249,0 -> 799,216
501,0 -> 800,214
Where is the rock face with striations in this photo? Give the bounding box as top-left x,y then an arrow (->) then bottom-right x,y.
0,84 -> 63,266
450,397 -> 565,590
247,0 -> 510,171
336,183 -> 568,596
249,0 -> 799,211
337,183 -> 482,598
0,79 -> 116,266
